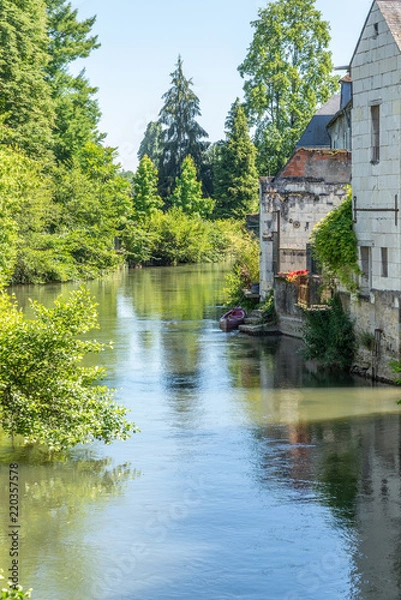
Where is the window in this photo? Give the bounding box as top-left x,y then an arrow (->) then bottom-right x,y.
371,104 -> 380,163
360,246 -> 371,293
381,247 -> 388,277
373,22 -> 379,38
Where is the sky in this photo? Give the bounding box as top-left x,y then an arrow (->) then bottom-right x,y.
72,0 -> 374,171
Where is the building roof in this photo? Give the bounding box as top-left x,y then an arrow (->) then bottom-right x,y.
315,95 -> 341,116
378,0 -> 401,51
351,0 -> 401,66
296,95 -> 341,148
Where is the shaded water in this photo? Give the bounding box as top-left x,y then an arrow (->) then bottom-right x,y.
1,264 -> 401,599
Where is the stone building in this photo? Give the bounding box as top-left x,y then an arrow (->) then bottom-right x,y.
348,0 -> 401,380
259,147 -> 351,298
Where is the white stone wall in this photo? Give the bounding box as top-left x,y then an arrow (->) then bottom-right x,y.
352,2 -> 401,292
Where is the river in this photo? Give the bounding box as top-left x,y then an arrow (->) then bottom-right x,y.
1,263 -> 401,600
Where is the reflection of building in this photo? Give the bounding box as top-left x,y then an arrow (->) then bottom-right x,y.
251,409 -> 401,598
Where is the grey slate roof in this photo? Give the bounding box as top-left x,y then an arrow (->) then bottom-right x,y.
296,95 -> 341,148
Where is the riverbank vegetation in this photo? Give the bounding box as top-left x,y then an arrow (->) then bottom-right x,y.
302,294 -> 356,371
222,230 -> 260,309
0,0 -> 339,454
0,287 -> 137,451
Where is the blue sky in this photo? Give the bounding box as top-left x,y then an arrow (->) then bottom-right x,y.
73,0 -> 374,171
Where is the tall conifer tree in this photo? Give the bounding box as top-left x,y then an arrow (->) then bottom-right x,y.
214,99 -> 259,219
158,56 -> 209,200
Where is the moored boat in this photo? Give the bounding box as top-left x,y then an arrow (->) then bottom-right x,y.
219,307 -> 246,332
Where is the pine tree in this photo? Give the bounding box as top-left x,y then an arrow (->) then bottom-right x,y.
171,156 -> 214,219
158,56 -> 209,200
132,155 -> 163,222
0,0 -> 54,158
214,99 -> 259,219
137,121 -> 163,166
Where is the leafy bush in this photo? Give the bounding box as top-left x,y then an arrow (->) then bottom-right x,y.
302,294 -> 356,370
0,572 -> 31,599
222,229 -> 260,309
121,209 -> 246,267
260,289 -> 276,323
0,287 -> 138,451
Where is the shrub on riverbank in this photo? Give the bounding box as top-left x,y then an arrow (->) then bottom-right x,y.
121,208 -> 246,267
0,287 -> 137,451
222,230 -> 260,309
302,294 -> 356,370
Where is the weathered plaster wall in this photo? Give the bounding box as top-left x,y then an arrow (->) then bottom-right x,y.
328,107 -> 352,151
259,150 -> 351,299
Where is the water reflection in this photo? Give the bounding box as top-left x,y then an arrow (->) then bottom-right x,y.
0,436 -> 138,597
5,264 -> 401,600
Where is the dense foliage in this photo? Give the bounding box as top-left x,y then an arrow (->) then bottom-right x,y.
213,99 -> 259,219
170,155 -> 214,218
238,0 -> 337,175
132,154 -> 163,222
0,287 -> 137,451
302,294 -> 356,370
0,0 -> 54,158
122,208 -> 247,267
0,0 -> 130,286
223,230 -> 260,309
311,189 -> 361,291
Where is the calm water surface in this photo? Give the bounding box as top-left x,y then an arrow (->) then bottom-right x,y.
1,264 -> 401,600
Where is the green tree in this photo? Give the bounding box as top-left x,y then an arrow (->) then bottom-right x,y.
0,0 -> 54,158
45,0 -> 102,163
158,56 -> 209,200
0,287 -> 137,451
47,143 -> 131,279
0,146 -> 55,287
170,156 -> 214,219
238,0 -> 337,175
137,121 -> 163,166
214,99 -> 259,219
132,155 -> 163,222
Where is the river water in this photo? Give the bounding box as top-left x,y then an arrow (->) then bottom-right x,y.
1,264 -> 401,600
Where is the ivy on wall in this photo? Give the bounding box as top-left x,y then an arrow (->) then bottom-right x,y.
310,187 -> 361,291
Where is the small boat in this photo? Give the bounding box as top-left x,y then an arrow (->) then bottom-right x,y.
219,307 -> 246,332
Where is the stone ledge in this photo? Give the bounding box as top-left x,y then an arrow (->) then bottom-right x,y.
238,323 -> 280,336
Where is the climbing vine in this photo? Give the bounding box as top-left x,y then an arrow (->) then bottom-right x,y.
310,187 -> 361,291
